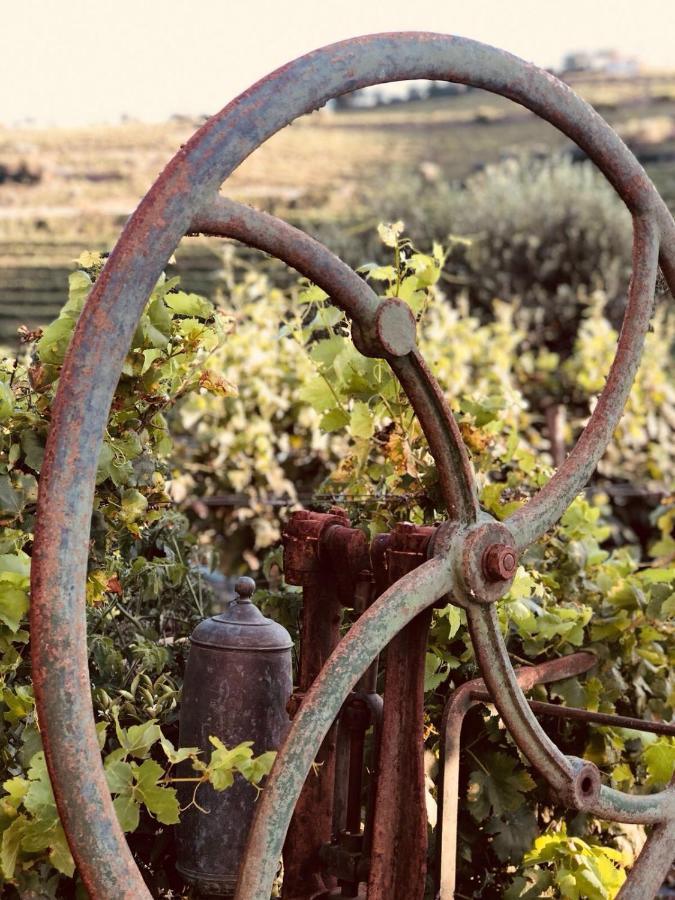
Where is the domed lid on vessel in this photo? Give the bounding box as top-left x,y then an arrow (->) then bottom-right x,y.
190,576 -> 293,651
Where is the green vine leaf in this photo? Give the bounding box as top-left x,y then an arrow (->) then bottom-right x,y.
467,752 -> 536,821
642,738 -> 675,787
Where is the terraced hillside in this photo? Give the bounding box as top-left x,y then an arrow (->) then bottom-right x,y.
2,74 -> 675,347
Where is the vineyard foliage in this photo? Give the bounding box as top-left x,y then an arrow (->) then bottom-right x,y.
0,199 -> 673,897
0,258 -> 273,897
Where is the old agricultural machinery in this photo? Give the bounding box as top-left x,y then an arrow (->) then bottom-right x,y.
30,32 -> 675,900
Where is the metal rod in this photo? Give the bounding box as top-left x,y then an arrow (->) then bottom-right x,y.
471,690 -> 675,737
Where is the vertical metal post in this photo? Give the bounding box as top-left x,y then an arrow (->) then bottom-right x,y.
282,511 -> 346,898
282,510 -> 371,898
367,524 -> 438,900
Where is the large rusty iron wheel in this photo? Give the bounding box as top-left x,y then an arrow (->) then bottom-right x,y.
31,33 -> 675,900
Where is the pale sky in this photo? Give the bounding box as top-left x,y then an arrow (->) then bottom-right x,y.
2,0 -> 675,127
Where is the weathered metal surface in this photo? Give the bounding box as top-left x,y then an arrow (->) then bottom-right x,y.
367,523 -> 437,900
438,653 -> 597,900
329,695 -> 376,896
177,577 -> 292,896
27,30 -> 675,900
332,574 -> 380,846
471,692 -> 675,738
482,542 -> 517,582
452,518 -> 518,605
282,511 -> 348,898
367,610 -> 431,900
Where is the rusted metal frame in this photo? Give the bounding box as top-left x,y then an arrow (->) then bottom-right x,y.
323,577 -> 382,897
327,694 -> 379,897
28,32 -> 675,897
332,578 -> 381,845
367,524 -> 438,900
353,693 -> 383,865
236,555 -> 454,899
343,700 -> 373,837
466,603 -> 675,826
282,509 -> 371,898
325,691 -> 383,898
282,528 -> 344,897
437,653 -> 597,900
367,609 -> 432,900
506,217 -> 662,551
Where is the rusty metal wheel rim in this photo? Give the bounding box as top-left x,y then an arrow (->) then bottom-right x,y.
30,33 -> 675,899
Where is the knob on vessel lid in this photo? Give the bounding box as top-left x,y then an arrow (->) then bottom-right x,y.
234,576 -> 255,602
189,576 -> 293,651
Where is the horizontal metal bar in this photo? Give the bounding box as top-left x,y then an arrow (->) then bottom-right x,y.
470,690 -> 675,737
196,481 -> 672,509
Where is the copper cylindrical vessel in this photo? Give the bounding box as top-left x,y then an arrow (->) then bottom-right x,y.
177,576 -> 292,896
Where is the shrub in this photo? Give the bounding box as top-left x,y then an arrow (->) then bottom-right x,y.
1,222 -> 673,897
308,156 -> 637,358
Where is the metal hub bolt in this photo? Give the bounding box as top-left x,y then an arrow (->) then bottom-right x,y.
482,543 -> 517,582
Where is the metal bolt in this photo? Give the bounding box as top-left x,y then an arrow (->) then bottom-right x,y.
482,544 -> 517,582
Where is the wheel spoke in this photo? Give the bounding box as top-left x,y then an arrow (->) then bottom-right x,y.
390,350 -> 478,523
191,198 -> 479,522
466,604 -> 575,791
190,196 -> 380,323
